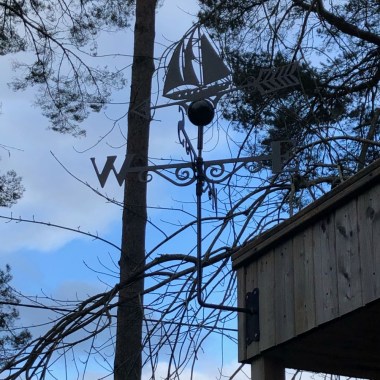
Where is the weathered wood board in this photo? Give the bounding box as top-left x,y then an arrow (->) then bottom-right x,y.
232,159 -> 380,378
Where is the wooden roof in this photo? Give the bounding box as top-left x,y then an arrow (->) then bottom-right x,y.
232,158 -> 380,269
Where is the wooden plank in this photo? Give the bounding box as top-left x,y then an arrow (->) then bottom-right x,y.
274,240 -> 295,344
313,214 -> 339,325
251,356 -> 285,380
257,249 -> 276,353
358,184 -> 380,304
246,261 -> 259,359
237,267 -> 247,362
335,198 -> 363,315
293,229 -> 316,335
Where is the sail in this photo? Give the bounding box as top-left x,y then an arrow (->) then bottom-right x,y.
163,42 -> 185,95
183,29 -> 199,86
200,34 -> 230,85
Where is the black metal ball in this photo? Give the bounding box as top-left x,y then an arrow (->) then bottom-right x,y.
187,99 -> 215,127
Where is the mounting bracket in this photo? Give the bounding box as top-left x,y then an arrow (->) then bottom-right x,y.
245,288 -> 260,344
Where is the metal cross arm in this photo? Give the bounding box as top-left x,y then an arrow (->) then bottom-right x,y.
90,142 -> 288,190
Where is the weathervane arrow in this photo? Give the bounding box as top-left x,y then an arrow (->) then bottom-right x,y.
245,62 -> 299,95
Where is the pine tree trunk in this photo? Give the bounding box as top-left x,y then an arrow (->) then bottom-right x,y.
114,1 -> 156,379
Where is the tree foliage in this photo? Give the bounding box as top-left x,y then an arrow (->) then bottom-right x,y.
1,0 -> 135,135
0,265 -> 31,369
0,169 -> 23,207
199,0 -> 380,211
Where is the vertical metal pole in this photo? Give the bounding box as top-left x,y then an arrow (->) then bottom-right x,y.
196,125 -> 205,307
194,124 -> 251,314
196,180 -> 204,306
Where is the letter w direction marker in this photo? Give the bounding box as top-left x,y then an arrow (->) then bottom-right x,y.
90,154 -> 135,188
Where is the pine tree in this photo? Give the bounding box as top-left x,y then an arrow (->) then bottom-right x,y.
0,170 -> 23,208
1,0 -> 134,135
0,162 -> 28,367
199,0 -> 380,211
0,265 -> 31,369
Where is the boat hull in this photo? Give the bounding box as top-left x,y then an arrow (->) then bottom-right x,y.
163,82 -> 231,102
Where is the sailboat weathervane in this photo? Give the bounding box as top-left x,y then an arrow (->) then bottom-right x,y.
91,24 -> 299,317
162,25 -> 231,105
92,24 -> 300,190
137,23 -> 300,120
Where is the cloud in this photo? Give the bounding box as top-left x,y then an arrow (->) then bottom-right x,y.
0,0 -> 201,255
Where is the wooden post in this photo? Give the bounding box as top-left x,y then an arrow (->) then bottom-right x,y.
251,356 -> 285,380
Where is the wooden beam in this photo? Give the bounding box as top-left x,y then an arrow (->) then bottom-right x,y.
251,356 -> 285,380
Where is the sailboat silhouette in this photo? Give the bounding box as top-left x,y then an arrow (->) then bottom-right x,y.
163,26 -> 231,102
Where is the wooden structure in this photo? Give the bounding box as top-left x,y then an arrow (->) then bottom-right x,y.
232,159 -> 380,379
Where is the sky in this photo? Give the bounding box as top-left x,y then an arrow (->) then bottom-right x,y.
0,2 -> 197,282
0,1 -> 344,379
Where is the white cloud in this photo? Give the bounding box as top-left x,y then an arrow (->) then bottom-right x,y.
0,0 -> 201,255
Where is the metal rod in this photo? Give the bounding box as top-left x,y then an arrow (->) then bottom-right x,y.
194,125 -> 252,314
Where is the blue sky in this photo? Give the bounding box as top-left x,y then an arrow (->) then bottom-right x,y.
0,2 -> 247,378
0,1 -> 338,379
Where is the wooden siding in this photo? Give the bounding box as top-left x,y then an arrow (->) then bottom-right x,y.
232,159 -> 380,376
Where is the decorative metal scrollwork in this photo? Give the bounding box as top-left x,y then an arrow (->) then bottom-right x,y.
245,161 -> 263,174
137,170 -> 153,184
152,165 -> 196,187
178,108 -> 197,161
204,162 -> 225,182
202,155 -> 271,185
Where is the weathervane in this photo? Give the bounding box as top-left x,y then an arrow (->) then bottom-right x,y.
162,26 -> 231,107
91,24 -> 299,324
